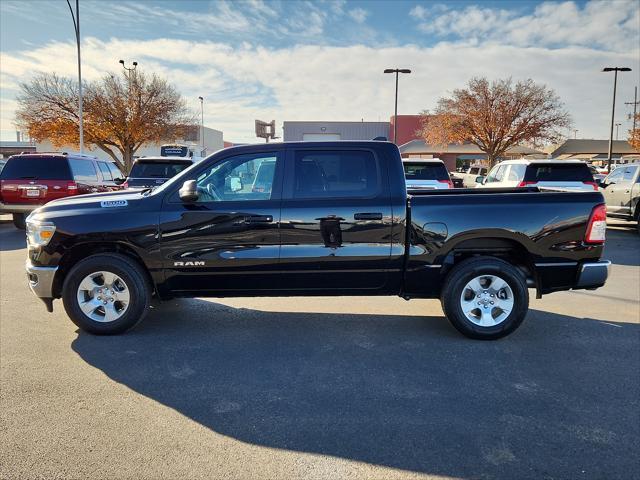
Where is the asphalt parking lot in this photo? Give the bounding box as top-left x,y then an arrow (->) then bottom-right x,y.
1,219 -> 638,480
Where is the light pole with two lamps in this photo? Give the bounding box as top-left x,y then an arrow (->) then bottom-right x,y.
384,68 -> 411,145
602,67 -> 631,172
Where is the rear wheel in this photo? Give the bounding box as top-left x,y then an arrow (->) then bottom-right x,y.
62,253 -> 151,334
440,257 -> 529,340
12,213 -> 26,229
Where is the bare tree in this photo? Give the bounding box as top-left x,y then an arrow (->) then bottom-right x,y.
420,77 -> 572,167
16,70 -> 194,173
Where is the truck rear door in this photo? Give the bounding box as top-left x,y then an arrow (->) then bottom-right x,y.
278,146 -> 393,292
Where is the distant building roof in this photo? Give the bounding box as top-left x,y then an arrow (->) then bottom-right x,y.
545,139 -> 638,157
0,141 -> 36,148
399,140 -> 542,156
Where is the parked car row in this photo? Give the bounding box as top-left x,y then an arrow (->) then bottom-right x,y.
0,153 -> 126,229
1,153 -> 199,229
2,151 -> 637,234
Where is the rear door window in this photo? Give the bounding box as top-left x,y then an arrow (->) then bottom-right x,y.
0,156 -> 72,180
108,163 -> 125,181
292,150 -> 380,199
524,163 -> 593,182
403,162 -> 449,180
620,165 -> 639,182
69,159 -> 99,182
97,162 -> 112,180
130,161 -> 191,178
508,164 -> 526,181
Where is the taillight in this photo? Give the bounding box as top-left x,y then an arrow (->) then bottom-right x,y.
517,181 -> 536,187
585,204 -> 606,244
583,181 -> 598,191
67,181 -> 78,194
438,180 -> 454,188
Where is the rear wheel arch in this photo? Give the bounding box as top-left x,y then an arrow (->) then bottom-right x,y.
440,237 -> 538,292
53,242 -> 154,298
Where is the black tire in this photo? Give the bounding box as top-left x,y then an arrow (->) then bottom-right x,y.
62,253 -> 151,335
440,256 -> 529,340
12,213 -> 26,230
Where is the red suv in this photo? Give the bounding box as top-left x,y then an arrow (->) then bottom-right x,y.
0,152 -> 125,229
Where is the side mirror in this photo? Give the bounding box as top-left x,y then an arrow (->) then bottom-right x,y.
179,180 -> 199,202
113,177 -> 125,185
475,175 -> 485,184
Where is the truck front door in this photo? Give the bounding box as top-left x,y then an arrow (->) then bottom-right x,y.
159,150 -> 283,294
278,147 -> 393,292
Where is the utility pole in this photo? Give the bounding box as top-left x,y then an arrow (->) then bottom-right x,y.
66,0 -> 83,153
573,129 -> 578,139
626,86 -> 639,138
615,123 -> 622,140
198,96 -> 204,155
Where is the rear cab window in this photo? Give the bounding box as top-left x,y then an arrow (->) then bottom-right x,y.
291,150 -> 380,199
130,161 -> 191,178
0,155 -> 72,180
403,162 -> 449,181
524,163 -> 593,182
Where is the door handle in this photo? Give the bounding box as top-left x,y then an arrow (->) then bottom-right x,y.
354,212 -> 383,221
245,215 -> 273,223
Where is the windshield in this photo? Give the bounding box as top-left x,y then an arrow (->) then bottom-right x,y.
129,161 -> 191,178
403,162 -> 449,181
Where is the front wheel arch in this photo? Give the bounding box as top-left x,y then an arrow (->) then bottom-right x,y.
53,242 -> 154,299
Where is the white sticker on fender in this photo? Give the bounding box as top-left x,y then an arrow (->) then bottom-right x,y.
100,200 -> 128,208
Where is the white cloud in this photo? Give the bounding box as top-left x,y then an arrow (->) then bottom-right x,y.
348,8 -> 369,24
2,37 -> 638,144
411,0 -> 640,52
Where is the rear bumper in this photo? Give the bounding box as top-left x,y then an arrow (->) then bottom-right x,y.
26,260 -> 58,298
575,260 -> 611,289
0,202 -> 39,214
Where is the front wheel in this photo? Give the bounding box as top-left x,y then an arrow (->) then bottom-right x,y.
440,257 -> 529,340
62,253 -> 151,335
12,213 -> 26,229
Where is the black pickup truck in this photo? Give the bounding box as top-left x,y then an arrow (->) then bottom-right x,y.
24,141 -> 610,339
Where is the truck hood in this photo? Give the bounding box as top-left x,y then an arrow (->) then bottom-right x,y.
29,190 -> 146,217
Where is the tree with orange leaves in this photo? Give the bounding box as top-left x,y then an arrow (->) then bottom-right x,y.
420,77 -> 572,167
15,70 -> 194,173
629,113 -> 640,150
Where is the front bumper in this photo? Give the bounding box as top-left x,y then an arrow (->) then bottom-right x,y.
0,202 -> 39,214
575,260 -> 611,289
26,260 -> 58,298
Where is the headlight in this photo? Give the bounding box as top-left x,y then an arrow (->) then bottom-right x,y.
26,220 -> 56,247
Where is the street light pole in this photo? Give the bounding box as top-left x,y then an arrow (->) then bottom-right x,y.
198,96 -> 204,155
118,60 -> 138,166
384,68 -> 411,145
66,0 -> 83,153
602,67 -> 631,172
615,123 -> 622,140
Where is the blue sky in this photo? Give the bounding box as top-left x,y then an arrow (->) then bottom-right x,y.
1,0 -> 639,143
